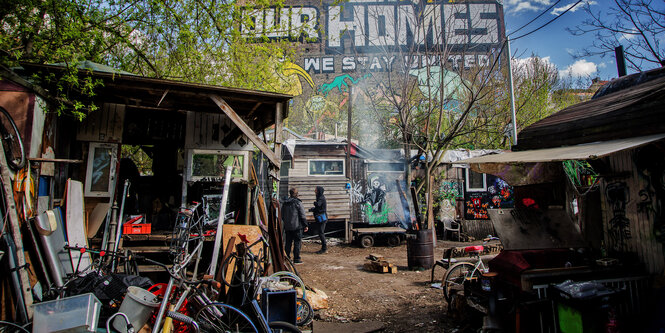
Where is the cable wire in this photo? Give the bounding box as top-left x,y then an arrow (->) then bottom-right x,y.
507,0 -> 563,37
510,0 -> 584,41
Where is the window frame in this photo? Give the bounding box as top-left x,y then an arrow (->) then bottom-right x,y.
465,168 -> 487,192
307,158 -> 345,177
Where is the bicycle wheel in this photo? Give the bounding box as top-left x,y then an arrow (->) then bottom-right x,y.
269,321 -> 301,333
442,262 -> 478,304
295,297 -> 313,326
269,271 -> 307,300
0,106 -> 25,171
195,302 -> 258,333
0,320 -> 30,333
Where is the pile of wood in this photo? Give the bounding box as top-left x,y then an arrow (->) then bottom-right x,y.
363,254 -> 397,274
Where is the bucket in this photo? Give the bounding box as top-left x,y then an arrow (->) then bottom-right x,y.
406,229 -> 434,270
113,286 -> 160,332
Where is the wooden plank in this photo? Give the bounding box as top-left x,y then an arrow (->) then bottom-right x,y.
0,145 -> 33,318
208,94 -> 279,168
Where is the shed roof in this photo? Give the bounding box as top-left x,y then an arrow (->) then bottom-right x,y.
515,66 -> 665,151
19,62 -> 292,133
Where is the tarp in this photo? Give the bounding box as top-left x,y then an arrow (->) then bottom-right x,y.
459,134 -> 665,185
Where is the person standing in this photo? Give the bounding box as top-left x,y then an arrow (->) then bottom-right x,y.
310,186 -> 328,254
282,187 -> 308,263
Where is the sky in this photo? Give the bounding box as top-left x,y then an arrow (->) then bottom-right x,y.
502,0 -> 662,85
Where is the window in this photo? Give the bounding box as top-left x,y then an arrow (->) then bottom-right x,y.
280,161 -> 291,177
308,159 -> 344,176
85,142 -> 118,197
465,168 -> 486,192
186,149 -> 248,181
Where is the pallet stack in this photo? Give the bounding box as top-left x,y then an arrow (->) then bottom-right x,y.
363,254 -> 397,274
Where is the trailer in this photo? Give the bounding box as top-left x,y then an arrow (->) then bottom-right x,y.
351,226 -> 406,248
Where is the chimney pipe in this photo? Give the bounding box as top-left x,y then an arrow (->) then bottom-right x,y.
615,45 -> 627,77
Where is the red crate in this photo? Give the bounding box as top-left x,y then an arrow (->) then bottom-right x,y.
123,223 -> 151,235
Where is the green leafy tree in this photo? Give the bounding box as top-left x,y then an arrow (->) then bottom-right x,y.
1,0 -> 300,119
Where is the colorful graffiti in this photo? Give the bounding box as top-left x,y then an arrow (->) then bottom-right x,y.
408,66 -> 466,102
436,180 -> 463,220
464,175 -> 513,220
318,73 -> 370,97
606,182 -> 632,251
363,175 -> 389,224
466,193 -> 489,219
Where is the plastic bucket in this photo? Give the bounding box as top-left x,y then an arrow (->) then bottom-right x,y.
113,286 -> 160,332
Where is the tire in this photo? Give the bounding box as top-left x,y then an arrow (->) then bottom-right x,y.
195,302 -> 259,333
269,271 -> 307,300
295,297 -> 314,326
386,234 -> 400,247
442,262 -> 478,304
359,235 -> 374,248
0,106 -> 25,171
269,321 -> 301,333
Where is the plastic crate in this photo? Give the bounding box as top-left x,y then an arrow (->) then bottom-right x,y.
261,288 -> 297,325
32,293 -> 101,332
123,223 -> 151,235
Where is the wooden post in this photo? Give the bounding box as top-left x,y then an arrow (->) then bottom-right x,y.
0,147 -> 34,319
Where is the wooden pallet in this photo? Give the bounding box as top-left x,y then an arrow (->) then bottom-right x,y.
363,254 -> 397,274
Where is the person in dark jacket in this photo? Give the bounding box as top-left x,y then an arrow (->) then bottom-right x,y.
281,187 -> 308,263
309,186 -> 328,254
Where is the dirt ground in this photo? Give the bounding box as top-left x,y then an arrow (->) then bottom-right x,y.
295,238 -> 479,332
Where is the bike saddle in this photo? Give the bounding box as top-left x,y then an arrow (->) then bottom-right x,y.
464,245 -> 484,253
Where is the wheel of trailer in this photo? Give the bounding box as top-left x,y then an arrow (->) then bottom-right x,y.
442,262 -> 478,304
359,235 -> 374,248
386,234 -> 401,247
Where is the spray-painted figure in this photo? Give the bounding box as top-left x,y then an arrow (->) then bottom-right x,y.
364,176 -> 389,224
606,182 -> 632,252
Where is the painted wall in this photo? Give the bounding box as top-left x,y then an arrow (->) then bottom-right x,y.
351,170 -> 413,228
239,0 -> 506,143
464,174 -> 514,220
601,149 -> 665,274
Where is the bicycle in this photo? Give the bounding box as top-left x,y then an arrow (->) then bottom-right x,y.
442,237 -> 500,303
0,105 -> 25,171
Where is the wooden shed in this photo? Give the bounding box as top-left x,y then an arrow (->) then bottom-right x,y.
462,66 -> 665,275
280,140 -> 354,240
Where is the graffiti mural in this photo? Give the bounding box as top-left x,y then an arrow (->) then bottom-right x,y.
464,174 -> 513,220
436,180 -> 463,220
364,175 -> 389,224
353,173 -> 412,228
605,182 -> 632,251
634,146 -> 665,243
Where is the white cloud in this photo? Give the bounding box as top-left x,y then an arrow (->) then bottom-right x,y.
505,0 -> 553,13
598,62 -> 607,69
551,1 -> 596,15
560,59 -> 598,78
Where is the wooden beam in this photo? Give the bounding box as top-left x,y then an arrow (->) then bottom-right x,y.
209,94 -> 280,168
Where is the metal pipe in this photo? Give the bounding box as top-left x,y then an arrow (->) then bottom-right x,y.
111,180 -> 130,272
152,277 -> 175,333
207,166 -> 233,275
506,39 -> 518,147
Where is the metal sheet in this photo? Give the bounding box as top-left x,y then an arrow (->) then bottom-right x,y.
488,208 -> 586,251
460,134 -> 665,165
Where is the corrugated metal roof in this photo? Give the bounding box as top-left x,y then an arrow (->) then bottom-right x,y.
460,133 -> 665,164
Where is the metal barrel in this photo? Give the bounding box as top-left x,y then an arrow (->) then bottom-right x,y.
406,229 -> 434,270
